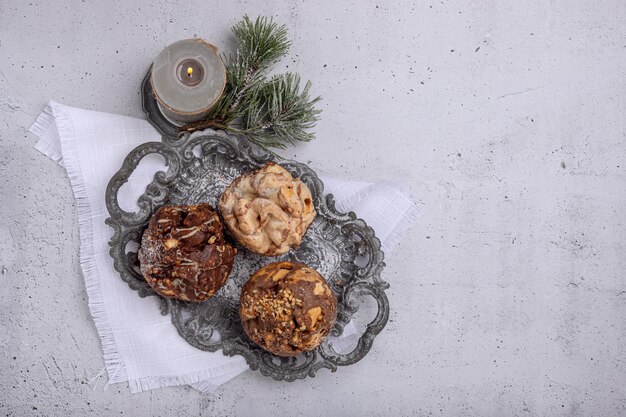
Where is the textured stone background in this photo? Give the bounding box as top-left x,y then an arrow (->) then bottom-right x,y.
1,1 -> 625,416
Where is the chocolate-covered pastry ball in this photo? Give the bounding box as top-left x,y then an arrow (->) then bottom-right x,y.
240,261 -> 337,356
138,204 -> 237,302
219,162 -> 316,256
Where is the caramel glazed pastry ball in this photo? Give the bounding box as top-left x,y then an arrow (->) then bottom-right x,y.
240,261 -> 338,357
219,162 -> 316,256
138,204 -> 237,302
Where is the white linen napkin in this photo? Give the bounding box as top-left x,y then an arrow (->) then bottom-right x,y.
30,101 -> 419,393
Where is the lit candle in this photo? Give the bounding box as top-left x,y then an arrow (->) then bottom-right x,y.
150,39 -> 226,126
178,60 -> 203,86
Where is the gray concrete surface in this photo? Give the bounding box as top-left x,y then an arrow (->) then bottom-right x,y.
1,0 -> 625,416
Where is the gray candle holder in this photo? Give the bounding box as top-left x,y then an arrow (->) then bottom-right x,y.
150,39 -> 226,126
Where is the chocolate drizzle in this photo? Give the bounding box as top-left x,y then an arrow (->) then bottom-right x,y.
138,204 -> 237,302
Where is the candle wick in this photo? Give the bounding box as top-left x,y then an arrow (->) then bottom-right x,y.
187,67 -> 193,78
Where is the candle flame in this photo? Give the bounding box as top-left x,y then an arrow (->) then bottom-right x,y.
187,67 -> 193,77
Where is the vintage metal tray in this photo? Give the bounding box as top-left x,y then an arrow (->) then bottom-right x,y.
103,73 -> 390,381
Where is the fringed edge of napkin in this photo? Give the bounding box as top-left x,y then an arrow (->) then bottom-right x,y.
129,360 -> 250,393
34,102 -> 129,385
31,103 -> 64,165
29,102 -> 55,138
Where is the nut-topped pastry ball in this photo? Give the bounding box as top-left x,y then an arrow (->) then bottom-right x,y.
218,162 -> 316,256
138,204 -> 237,302
240,261 -> 337,357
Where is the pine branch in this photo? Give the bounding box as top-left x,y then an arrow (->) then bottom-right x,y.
188,16 -> 290,127
232,15 -> 291,72
179,16 -> 321,152
241,73 -> 322,149
227,16 -> 291,115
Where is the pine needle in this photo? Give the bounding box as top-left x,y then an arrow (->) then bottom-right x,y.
242,73 -> 322,149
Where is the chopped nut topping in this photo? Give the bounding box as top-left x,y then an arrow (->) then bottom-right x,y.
313,282 -> 324,295
271,268 -> 291,282
164,238 -> 179,249
239,261 -> 337,357
307,306 -> 322,327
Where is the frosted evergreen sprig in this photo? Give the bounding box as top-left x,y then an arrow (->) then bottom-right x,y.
180,15 -> 321,152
